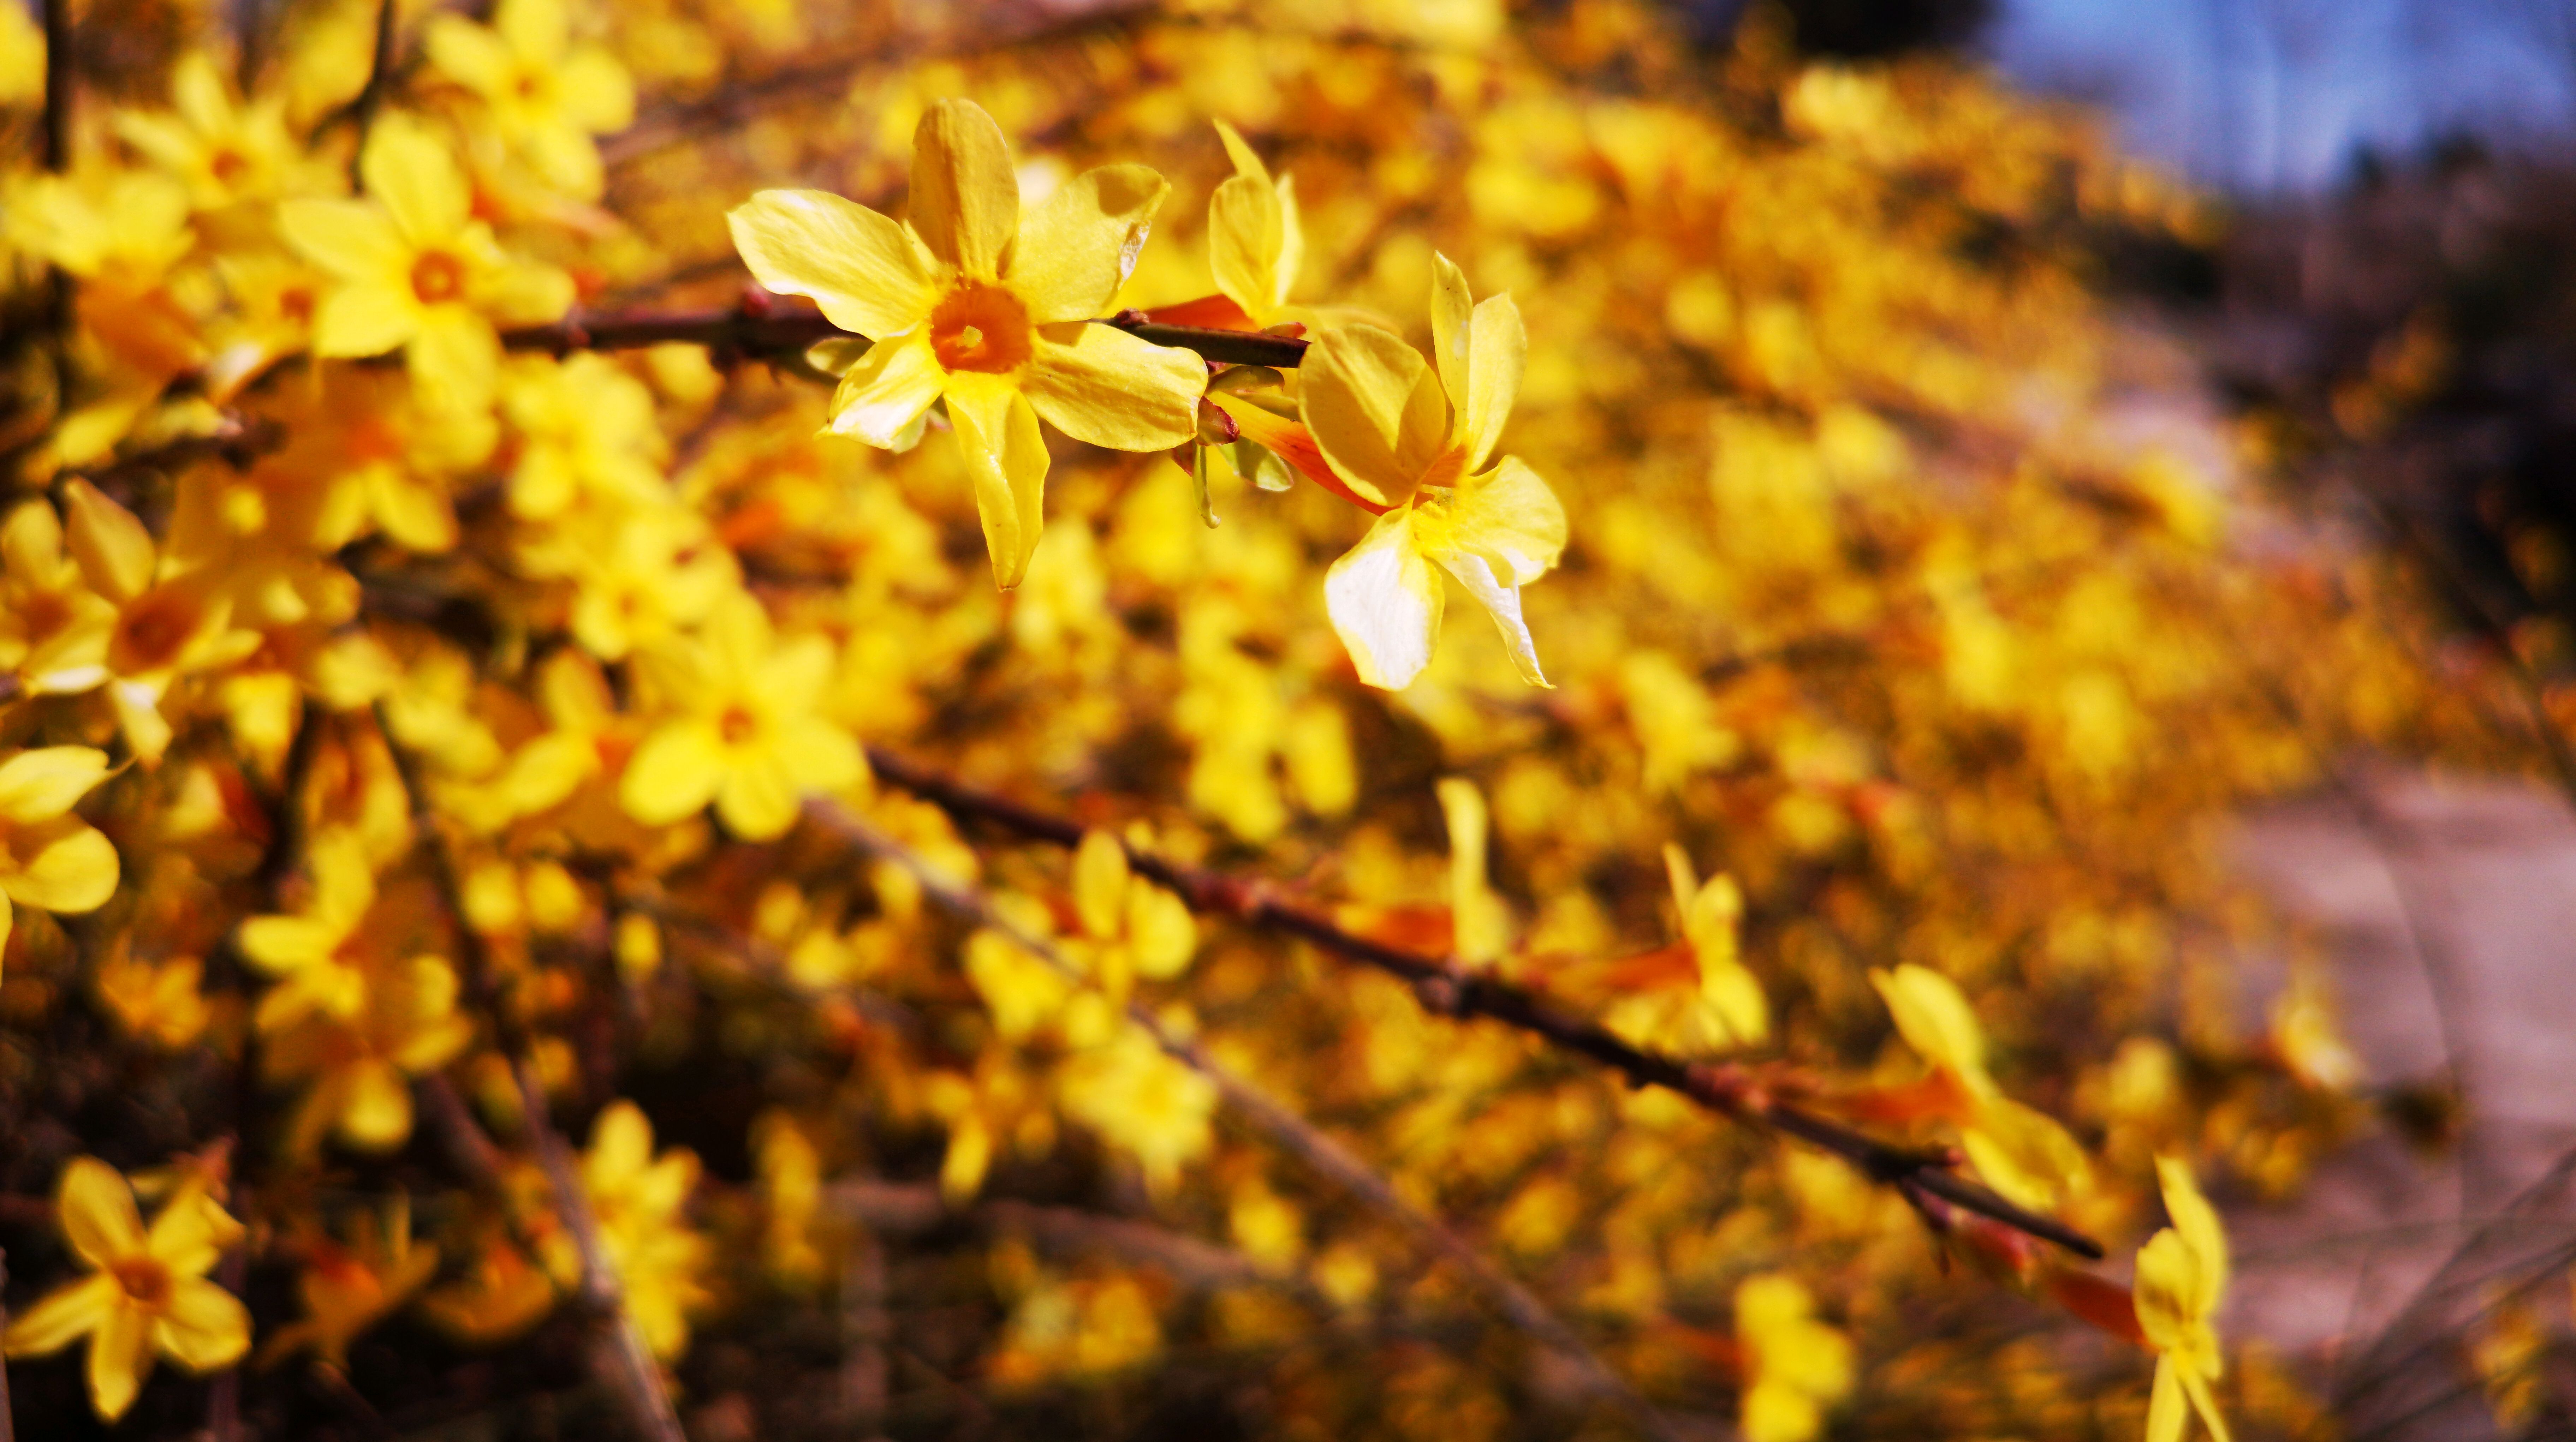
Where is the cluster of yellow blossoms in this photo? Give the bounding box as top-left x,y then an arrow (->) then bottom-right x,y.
0,0 -> 2530,1436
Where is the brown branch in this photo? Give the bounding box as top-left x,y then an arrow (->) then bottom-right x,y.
495,300 -> 1308,369
374,707 -> 688,1442
857,747 -> 2105,1262
814,803 -> 1692,1442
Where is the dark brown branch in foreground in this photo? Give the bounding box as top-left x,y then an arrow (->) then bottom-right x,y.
861,747 -> 2106,1262
376,710 -> 688,1442
498,299 -> 1310,369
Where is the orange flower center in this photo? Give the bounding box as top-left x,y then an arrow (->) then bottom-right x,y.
718,704 -> 761,747
115,590 -> 198,671
112,1256 -> 173,1308
929,283 -> 1033,375
210,148 -> 250,187
411,251 -> 468,305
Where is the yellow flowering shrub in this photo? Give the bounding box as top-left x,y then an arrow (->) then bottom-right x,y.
0,0 -> 2547,1437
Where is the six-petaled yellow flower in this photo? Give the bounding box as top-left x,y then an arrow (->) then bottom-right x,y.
727,97 -> 1205,587
0,745 -> 122,968
426,0 -> 636,199
3,1158 -> 250,1422
1307,256 -> 1566,688
2136,1156 -> 2233,1442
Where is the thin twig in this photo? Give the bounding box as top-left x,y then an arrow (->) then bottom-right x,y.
494,301 -> 1308,369
853,750 -> 2106,1261
342,0 -> 398,158
375,706 -> 688,1442
815,802 -> 1693,1442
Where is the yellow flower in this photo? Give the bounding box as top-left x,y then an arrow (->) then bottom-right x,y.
0,499 -> 119,690
420,1233 -> 558,1346
1069,828 -> 1196,1004
1208,120 -> 1303,328
2,1158 -> 250,1422
278,112 -> 573,413
0,746 -> 123,965
620,592 -> 863,841
579,1101 -> 712,1360
1871,963 -> 2088,1211
1662,843 -> 1768,1048
727,98 -> 1204,587
236,829 -> 407,1030
93,945 -> 210,1050
1058,1027 -> 1218,1198
1436,777 -> 1511,967
1308,257 -> 1566,688
2135,1157 -> 2232,1442
426,0 -> 635,199
1734,1274 -> 1853,1442
113,52 -> 306,212
265,952 -> 474,1155
52,477 -> 261,764
260,1197 -> 440,1369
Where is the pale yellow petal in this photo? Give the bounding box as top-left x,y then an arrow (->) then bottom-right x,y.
0,746 -> 111,821
1323,509 -> 1442,689
1022,323 -> 1203,451
1429,252 -> 1474,414
2157,1155 -> 2230,1301
4,1273 -> 118,1356
2145,1359 -> 2188,1442
557,47 -> 636,133
311,283 -> 419,358
620,718 -> 728,825
498,0 -> 567,61
408,306 -> 502,412
1213,119 -> 1271,186
61,480 -> 156,604
59,1157 -> 145,1270
1446,456 -> 1565,587
1073,830 -> 1129,941
1,819 -> 120,913
87,1302 -> 155,1421
1009,163 -> 1166,323
728,189 -> 932,339
2179,1365 -> 2233,1442
1869,964 -> 1992,1094
715,753 -> 800,841
363,113 -> 470,245
945,376 -> 1050,590
154,1279 -> 251,1371
909,98 -> 1017,281
338,1058 -> 415,1149
424,17 -> 513,97
1209,172 -> 1282,323
1298,323 -> 1447,509
276,199 -> 408,281
1462,293 -> 1526,472
822,331 -> 943,446
1431,546 -> 1548,687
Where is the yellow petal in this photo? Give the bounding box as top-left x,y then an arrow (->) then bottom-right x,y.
1273,173 -> 1304,307
154,1278 -> 251,1372
1323,509 -> 1441,689
1010,163 -> 1167,323
728,189 -> 932,339
87,1301 -> 154,1422
2179,1364 -> 2233,1442
363,113 -> 469,245
716,752 -> 801,841
1462,293 -> 1526,472
1073,830 -> 1130,941
620,718 -> 728,825
145,1182 -> 244,1276
424,16 -> 513,96
2146,1358 -> 2188,1442
169,52 -> 232,134
499,0 -> 567,60
2156,1156 -> 2230,1301
0,746 -> 111,822
822,331 -> 943,446
62,480 -> 156,604
311,283 -> 419,358
1209,172 -> 1283,323
1429,546 -> 1548,686
409,306 -> 502,412
276,199 -> 408,281
1869,964 -> 1992,1094
1962,1097 -> 2087,1211
1299,323 -> 1447,509
1214,119 -> 1272,186
59,1157 -> 146,1270
338,1059 -> 415,1149
1446,456 -> 1565,587
557,47 -> 635,133
1429,252 -> 1474,414
1021,323 -> 1203,451
1,818 -> 120,913
4,1273 -> 119,1356
909,98 -> 1017,281
945,375 -> 1050,590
